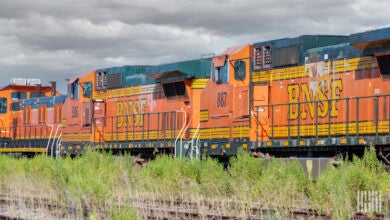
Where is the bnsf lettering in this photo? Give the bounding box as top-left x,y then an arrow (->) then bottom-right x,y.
287,79 -> 343,120
217,92 -> 227,108
116,99 -> 147,128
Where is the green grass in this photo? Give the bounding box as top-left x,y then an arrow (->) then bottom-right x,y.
309,149 -> 390,219
0,149 -> 388,219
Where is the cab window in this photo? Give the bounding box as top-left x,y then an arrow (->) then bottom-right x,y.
70,81 -> 79,99
234,60 -> 246,81
213,61 -> 229,83
83,82 -> 92,98
0,98 -> 7,113
30,92 -> 46,98
11,92 -> 27,101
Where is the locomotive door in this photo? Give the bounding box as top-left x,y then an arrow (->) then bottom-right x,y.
12,118 -> 17,139
92,100 -> 106,143
252,85 -> 269,141
82,102 -> 91,127
233,86 -> 249,119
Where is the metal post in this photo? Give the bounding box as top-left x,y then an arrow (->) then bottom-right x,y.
147,113 -> 150,144
298,102 -> 301,142
388,96 -> 390,135
315,100 -> 319,139
288,103 -> 291,141
157,112 -> 160,147
93,118 -> 96,148
116,115 -> 119,148
356,97 -> 359,137
29,125 -> 32,148
111,116 -> 114,147
271,105 -> 274,142
328,100 -> 331,138
375,97 -> 379,140
142,113 -> 145,147
102,117 -> 105,149
172,112 -> 176,143
256,106 -> 259,146
34,125 -> 37,148
346,98 -> 349,138
171,112 -> 175,140
24,126 -> 26,148
163,112 -> 166,143
40,125 -> 43,148
126,114 -> 129,147
132,114 -> 135,145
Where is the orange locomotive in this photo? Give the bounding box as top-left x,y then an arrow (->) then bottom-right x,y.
60,59 -> 211,158
0,78 -> 64,156
0,27 -> 390,167
199,27 -> 390,165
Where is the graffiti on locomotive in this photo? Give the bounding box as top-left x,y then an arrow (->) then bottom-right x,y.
116,98 -> 147,128
287,78 -> 343,120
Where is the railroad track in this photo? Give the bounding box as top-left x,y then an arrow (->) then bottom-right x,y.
0,194 -> 65,219
0,214 -> 21,220
0,194 -> 388,219
129,198 -> 331,219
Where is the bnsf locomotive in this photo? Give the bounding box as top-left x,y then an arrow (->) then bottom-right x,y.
0,27 -> 389,168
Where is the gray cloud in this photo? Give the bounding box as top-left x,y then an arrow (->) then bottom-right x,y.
0,0 -> 389,93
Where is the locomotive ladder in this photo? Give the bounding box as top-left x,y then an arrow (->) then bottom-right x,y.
189,123 -> 200,160
174,110 -> 187,158
46,125 -> 54,157
174,110 -> 201,160
46,124 -> 62,158
55,131 -> 62,159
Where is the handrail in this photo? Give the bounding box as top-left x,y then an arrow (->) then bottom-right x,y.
174,110 -> 187,158
55,131 -> 62,158
50,124 -> 61,158
195,132 -> 200,159
94,110 -> 179,145
252,93 -> 390,108
46,124 -> 54,156
190,123 -> 201,160
252,93 -> 390,142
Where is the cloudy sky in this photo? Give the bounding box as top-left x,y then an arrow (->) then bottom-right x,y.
0,0 -> 389,93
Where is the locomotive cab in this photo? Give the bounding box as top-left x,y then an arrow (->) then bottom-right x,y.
61,71 -> 97,155
199,45 -> 252,156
